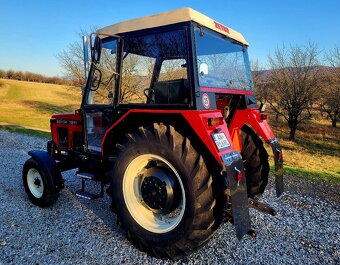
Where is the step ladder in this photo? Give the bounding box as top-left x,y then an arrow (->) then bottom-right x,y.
75,171 -> 104,200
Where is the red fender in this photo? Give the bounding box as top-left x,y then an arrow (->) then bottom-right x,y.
229,108 -> 275,152
229,108 -> 284,197
102,109 -> 237,163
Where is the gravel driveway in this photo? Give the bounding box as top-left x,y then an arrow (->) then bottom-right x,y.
0,130 -> 339,264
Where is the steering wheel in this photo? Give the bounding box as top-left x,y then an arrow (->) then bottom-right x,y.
144,88 -> 155,103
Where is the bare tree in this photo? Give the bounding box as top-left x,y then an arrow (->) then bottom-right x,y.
251,59 -> 267,101
57,42 -> 85,87
325,45 -> 340,68
265,43 -> 321,141
319,45 -> 340,127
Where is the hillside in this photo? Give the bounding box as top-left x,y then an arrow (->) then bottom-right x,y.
0,79 -> 82,130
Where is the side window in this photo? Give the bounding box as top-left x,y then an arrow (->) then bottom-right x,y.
120,29 -> 189,105
87,39 -> 117,105
120,54 -> 156,104
158,59 -> 187,81
155,58 -> 189,104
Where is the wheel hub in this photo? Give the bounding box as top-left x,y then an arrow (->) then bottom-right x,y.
27,168 -> 44,199
34,178 -> 41,187
141,167 -> 177,214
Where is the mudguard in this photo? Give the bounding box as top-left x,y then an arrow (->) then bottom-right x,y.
268,138 -> 284,197
27,150 -> 64,191
222,151 -> 251,239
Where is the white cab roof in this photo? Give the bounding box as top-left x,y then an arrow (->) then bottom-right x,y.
97,7 -> 249,45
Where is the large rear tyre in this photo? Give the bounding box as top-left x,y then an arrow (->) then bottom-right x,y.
240,125 -> 269,197
111,124 -> 221,259
23,158 -> 59,207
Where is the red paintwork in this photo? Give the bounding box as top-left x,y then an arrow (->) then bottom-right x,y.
51,113 -> 82,121
50,113 -> 83,149
216,97 -> 230,112
200,86 -> 254,95
102,109 -> 236,163
228,108 -> 275,152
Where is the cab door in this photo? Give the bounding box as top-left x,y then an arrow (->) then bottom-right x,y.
82,37 -> 119,153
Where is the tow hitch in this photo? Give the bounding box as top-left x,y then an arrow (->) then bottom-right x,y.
248,197 -> 277,216
221,151 -> 279,239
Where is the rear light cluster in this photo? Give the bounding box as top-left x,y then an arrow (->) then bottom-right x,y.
207,117 -> 224,127
260,114 -> 268,120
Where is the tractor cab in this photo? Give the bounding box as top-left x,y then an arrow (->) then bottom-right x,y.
81,8 -> 256,154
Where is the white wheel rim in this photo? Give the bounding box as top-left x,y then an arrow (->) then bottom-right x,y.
123,154 -> 186,234
27,168 -> 44,198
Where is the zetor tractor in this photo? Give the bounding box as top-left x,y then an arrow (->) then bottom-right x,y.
23,8 -> 283,258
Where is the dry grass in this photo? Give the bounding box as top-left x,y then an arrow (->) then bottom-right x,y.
266,115 -> 340,184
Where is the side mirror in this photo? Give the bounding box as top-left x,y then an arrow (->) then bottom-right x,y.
199,63 -> 208,76
91,35 -> 102,63
90,68 -> 102,91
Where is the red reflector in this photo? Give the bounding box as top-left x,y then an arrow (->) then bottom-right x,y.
261,114 -> 268,120
208,117 -> 224,127
234,167 -> 242,186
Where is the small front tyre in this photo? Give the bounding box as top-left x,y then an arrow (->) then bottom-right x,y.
23,158 -> 59,207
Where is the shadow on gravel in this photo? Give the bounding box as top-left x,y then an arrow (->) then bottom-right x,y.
61,171 -> 125,236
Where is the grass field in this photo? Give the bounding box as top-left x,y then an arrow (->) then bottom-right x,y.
0,78 -> 339,184
0,78 -> 81,130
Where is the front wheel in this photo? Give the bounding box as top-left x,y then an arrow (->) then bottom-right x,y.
23,158 -> 59,207
111,124 -> 221,258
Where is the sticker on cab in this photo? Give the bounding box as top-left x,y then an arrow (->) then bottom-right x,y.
202,93 -> 210,109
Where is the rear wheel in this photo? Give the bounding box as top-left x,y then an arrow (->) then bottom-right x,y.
111,124 -> 221,259
240,125 -> 269,197
23,158 -> 59,207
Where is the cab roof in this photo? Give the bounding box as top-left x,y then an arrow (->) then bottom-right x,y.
97,7 -> 249,46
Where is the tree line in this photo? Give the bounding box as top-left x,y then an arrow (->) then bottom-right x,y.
0,69 -> 71,86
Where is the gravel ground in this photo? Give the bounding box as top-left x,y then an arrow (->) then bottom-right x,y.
0,130 -> 339,264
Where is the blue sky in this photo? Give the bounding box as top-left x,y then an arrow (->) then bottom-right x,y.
0,0 -> 339,77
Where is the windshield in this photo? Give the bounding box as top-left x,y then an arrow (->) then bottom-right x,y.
195,27 -> 253,91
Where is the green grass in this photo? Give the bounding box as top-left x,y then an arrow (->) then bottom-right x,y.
0,124 -> 50,138
283,166 -> 339,184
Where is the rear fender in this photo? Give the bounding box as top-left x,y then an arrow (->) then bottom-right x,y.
229,108 -> 284,197
27,150 -> 64,191
181,111 -> 251,239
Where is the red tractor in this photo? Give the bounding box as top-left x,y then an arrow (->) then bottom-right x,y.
22,8 -> 283,258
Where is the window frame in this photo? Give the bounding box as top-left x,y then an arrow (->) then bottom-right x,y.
82,37 -> 120,108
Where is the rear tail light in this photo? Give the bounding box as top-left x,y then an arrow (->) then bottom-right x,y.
207,117 -> 224,127
260,114 -> 269,120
